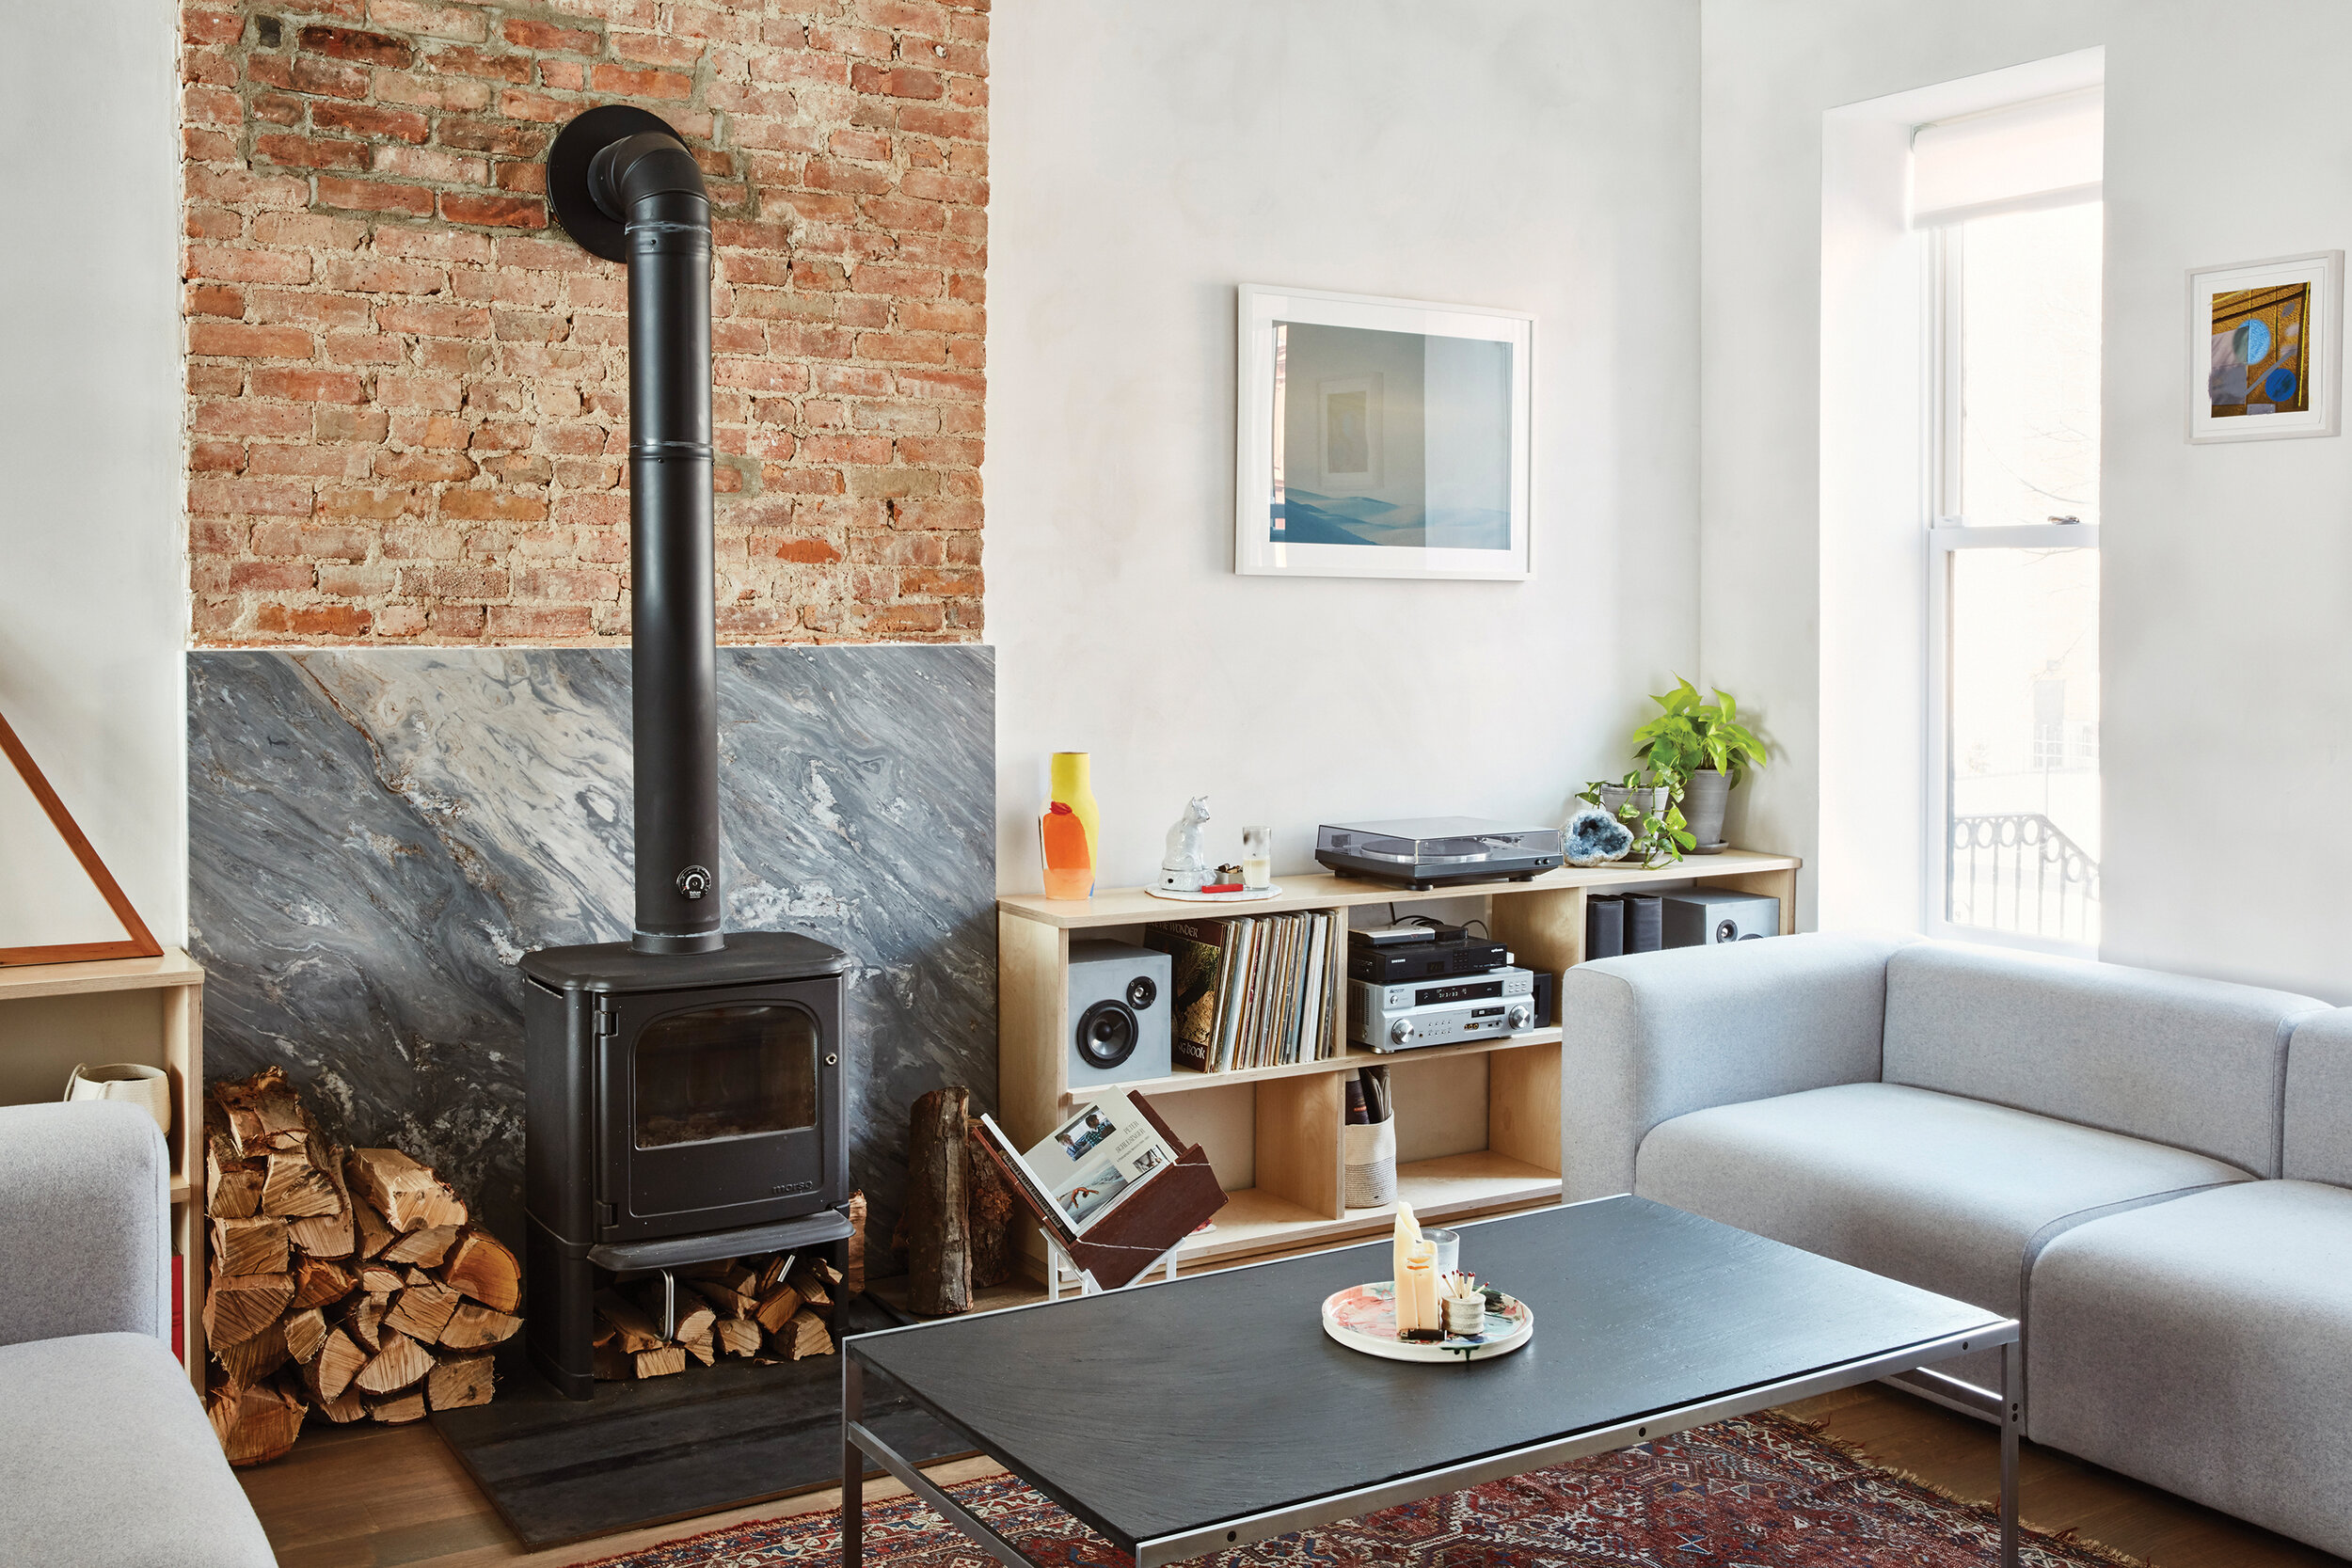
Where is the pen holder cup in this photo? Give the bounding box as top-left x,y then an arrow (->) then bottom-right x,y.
1343,1116 -> 1396,1209
1441,1293 -> 1487,1338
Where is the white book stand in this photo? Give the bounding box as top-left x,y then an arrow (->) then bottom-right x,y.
1043,1232 -> 1184,1300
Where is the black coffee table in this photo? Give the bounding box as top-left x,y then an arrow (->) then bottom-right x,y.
843,1196 -> 2021,1567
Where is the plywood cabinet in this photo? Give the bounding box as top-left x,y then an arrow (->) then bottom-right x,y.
997,850 -> 1800,1277
0,950 -> 206,1384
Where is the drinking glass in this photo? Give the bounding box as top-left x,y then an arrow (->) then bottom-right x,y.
1240,826 -> 1273,890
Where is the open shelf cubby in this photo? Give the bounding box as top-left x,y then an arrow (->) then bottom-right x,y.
997,848 -> 1800,1277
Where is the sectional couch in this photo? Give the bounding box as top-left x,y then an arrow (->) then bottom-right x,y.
0,1100 -> 278,1567
1561,933 -> 2352,1559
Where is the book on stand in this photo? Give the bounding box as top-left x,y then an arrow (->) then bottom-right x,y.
976,1089 -> 1227,1290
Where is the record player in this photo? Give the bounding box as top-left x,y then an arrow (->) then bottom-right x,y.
1315,817 -> 1564,890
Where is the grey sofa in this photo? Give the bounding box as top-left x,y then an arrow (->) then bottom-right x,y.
0,1101 -> 278,1567
1561,933 -> 2351,1558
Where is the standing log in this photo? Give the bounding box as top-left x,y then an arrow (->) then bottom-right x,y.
426,1354 -> 497,1411
345,1148 -> 468,1233
903,1086 -> 973,1316
965,1121 -> 1018,1289
437,1231 -> 520,1313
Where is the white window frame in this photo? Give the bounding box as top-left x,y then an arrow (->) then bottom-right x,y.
1922,220 -> 2102,959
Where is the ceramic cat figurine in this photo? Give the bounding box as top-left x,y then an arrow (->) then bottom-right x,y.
1158,796 -> 1212,893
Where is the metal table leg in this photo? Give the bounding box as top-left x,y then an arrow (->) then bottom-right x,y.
1999,1339 -> 2020,1568
843,1357 -> 865,1567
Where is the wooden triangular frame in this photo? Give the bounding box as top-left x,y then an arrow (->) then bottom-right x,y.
0,707 -> 162,966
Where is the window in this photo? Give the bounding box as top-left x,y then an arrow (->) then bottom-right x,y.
1921,101 -> 2103,951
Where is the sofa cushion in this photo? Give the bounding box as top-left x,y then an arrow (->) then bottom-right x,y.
2284,1008 -> 2352,1186
1881,942 -> 2323,1178
1635,1081 -> 2250,1396
2027,1180 -> 2352,1560
0,1332 -> 276,1568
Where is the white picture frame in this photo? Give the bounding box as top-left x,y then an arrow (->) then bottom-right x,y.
1235,284 -> 1534,580
2186,250 -> 2344,443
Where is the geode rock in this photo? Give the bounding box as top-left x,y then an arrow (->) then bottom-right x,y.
1565,804 -> 1635,866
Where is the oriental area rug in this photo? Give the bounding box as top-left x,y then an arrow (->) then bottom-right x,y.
582,1411 -> 2138,1568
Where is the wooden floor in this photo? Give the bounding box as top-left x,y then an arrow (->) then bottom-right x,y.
243,1316 -> 2343,1567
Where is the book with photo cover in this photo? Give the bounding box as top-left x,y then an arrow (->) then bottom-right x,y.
977,1090 -> 1228,1289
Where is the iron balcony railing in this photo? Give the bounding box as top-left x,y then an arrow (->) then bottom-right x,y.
1948,812 -> 2101,943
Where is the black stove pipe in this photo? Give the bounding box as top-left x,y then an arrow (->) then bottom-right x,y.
549,110 -> 723,956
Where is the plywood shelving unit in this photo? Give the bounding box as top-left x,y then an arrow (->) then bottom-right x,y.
0,950 -> 206,1385
998,849 -> 1799,1275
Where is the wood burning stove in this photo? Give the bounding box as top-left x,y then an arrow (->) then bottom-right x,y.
519,106 -> 857,1400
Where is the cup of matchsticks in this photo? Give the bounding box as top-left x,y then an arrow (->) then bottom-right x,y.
1438,1272 -> 1486,1338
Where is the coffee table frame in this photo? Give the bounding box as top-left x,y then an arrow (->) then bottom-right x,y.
844,1300 -> 2021,1568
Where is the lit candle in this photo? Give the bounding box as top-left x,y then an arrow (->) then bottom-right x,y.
1400,1242 -> 1438,1334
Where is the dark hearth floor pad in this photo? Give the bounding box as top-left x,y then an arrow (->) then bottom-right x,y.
432,1295 -> 968,1548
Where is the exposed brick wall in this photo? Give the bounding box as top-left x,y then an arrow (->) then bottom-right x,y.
180,0 -> 985,644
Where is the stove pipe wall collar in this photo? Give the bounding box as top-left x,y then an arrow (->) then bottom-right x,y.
548,106 -> 724,957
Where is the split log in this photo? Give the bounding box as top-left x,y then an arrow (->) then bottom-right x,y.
844,1190 -> 866,1294
787,1259 -> 833,1312
353,1195 -> 395,1261
630,1344 -> 687,1378
211,1215 -> 291,1278
305,1329 -> 366,1403
751,1282 -> 803,1335
716,1317 -> 762,1358
681,1329 -> 716,1367
290,1258 -> 354,1312
216,1322 -> 290,1387
262,1149 -> 341,1220
756,1254 -> 792,1293
342,1293 -> 388,1354
204,1272 -> 294,1350
437,1231 -> 520,1313
208,1376 -> 307,1467
673,1300 -> 717,1343
207,1124 -> 263,1221
381,1223 -> 460,1268
691,1275 -> 757,1321
352,1330 -> 436,1396
426,1354 -> 496,1411
367,1391 -> 427,1424
593,1291 -> 667,1354
282,1307 -> 327,1367
214,1068 -> 310,1159
439,1302 -> 522,1350
358,1264 -> 405,1295
903,1087 -> 973,1316
345,1148 -> 468,1233
384,1279 -> 462,1344
776,1307 -> 834,1361
313,1388 -> 369,1424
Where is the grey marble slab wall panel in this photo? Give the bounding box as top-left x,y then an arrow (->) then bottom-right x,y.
188,644 -> 995,1257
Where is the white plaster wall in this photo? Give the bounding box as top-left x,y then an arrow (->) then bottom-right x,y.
1701,0 -> 2352,999
988,0 -> 1702,893
0,0 -> 186,944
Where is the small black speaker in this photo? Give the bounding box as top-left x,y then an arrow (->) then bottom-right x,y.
1586,895 -> 1625,959
1531,969 -> 1554,1027
1623,894 -> 1662,954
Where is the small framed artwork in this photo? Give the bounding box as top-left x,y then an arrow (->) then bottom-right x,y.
1235,284 -> 1533,580
2186,250 -> 2344,443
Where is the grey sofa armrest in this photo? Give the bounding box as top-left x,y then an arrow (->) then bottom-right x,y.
0,1101 -> 170,1348
1559,930 -> 1909,1199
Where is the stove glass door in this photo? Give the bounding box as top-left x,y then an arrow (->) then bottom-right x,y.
633,1004 -> 818,1148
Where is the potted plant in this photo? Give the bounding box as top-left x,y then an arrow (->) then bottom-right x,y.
1631,678 -> 1769,853
1578,772 -> 1694,869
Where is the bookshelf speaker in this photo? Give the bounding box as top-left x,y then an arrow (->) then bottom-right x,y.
1067,940 -> 1173,1086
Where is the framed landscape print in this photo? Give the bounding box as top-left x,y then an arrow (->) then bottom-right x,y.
1235,284 -> 1533,579
2187,251 -> 2343,443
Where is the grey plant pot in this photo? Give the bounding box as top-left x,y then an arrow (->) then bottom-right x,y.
1682,768 -> 1731,849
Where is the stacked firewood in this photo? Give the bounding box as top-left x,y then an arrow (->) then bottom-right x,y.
593,1249 -> 848,1379
202,1068 -> 522,1465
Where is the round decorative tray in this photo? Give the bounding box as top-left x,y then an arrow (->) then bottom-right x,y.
1144,884 -> 1283,903
1320,1282 -> 1533,1362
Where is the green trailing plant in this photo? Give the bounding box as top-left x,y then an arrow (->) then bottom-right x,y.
1631,678 -> 1770,792
1577,771 -> 1695,868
